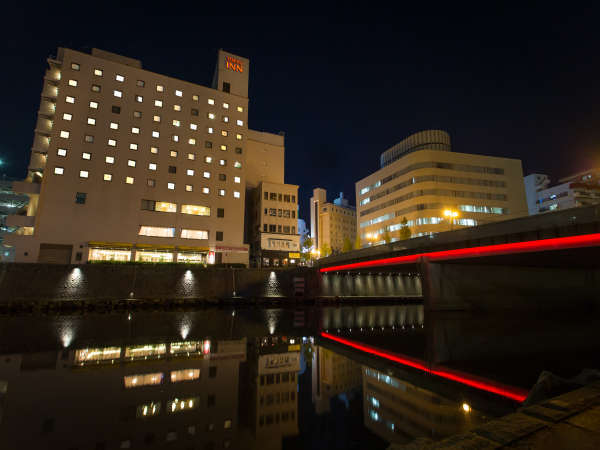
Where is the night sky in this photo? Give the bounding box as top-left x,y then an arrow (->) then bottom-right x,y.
2,5 -> 600,221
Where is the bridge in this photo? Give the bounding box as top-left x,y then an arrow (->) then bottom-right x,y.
317,205 -> 600,311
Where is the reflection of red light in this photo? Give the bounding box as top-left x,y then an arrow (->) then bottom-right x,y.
320,332 -> 528,402
320,233 -> 600,272
203,340 -> 211,354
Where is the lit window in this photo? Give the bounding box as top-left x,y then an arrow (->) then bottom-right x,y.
167,396 -> 199,414
113,90 -> 122,98
208,98 -> 215,105
218,189 -> 225,196
181,229 -> 209,239
207,127 -> 214,134
172,119 -> 180,127
236,133 -> 242,140
208,112 -> 215,120
79,170 -> 89,179
203,172 -> 210,179
136,95 -> 143,103
110,122 -> 118,129
224,420 -> 232,429
138,226 -> 175,237
171,369 -> 200,382
124,373 -> 163,388
54,167 -> 64,175
68,79 -> 77,87
71,62 -> 80,71
153,115 -> 161,122
128,160 -> 136,167
131,127 -> 140,134
233,191 -> 240,198
205,156 -> 212,163
170,150 -> 178,157
108,139 -> 117,147
185,185 -> 193,192
181,204 -> 210,216
116,74 -> 124,82
219,159 -> 226,166
192,94 -> 199,101
234,176 -> 241,183
234,161 -> 242,168
130,143 -> 138,150
223,102 -> 229,109
105,156 -> 115,164
82,152 -> 91,160
221,130 -> 228,137
187,153 -> 195,160
188,138 -> 196,145
89,101 -> 98,109
151,146 -> 159,154
220,145 -> 227,151
186,169 -> 194,176
156,85 -> 164,92
91,84 -> 101,92
237,106 -> 243,112
175,89 -> 183,97
168,182 -> 175,190
155,100 -> 163,107
173,104 -> 181,112
126,176 -> 134,184
148,163 -> 157,171
60,130 -> 70,139
172,135 -> 179,142
223,116 -> 229,123
202,187 -> 209,194
134,110 -> 142,118
136,80 -> 144,87
190,123 -> 197,130
63,113 -> 72,121
57,148 -> 67,157
152,131 -> 160,138
236,119 -> 244,126
103,173 -> 112,181
94,68 -> 103,76
66,96 -> 75,104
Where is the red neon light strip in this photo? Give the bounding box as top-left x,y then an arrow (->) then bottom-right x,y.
320,232 -> 600,272
321,332 -> 528,402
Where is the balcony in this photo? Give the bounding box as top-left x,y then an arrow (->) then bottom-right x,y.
28,152 -> 47,172
32,134 -> 50,152
39,99 -> 56,118
34,117 -> 53,135
12,180 -> 41,195
41,83 -> 58,99
6,215 -> 35,228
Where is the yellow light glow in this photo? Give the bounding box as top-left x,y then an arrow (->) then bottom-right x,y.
443,209 -> 459,218
462,403 -> 471,413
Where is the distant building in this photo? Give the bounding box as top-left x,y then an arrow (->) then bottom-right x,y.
309,188 -> 356,254
355,130 -> 528,245
523,173 -> 550,215
0,178 -> 29,262
524,168 -> 600,214
297,218 -> 309,248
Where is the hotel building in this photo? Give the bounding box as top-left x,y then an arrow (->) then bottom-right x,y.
355,130 -> 527,244
5,47 -> 270,265
309,188 -> 356,254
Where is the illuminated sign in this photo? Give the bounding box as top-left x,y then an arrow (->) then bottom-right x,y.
258,352 -> 300,374
289,252 -> 301,258
225,56 -> 244,73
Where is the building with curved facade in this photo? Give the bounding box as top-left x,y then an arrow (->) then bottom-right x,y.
355,130 -> 527,244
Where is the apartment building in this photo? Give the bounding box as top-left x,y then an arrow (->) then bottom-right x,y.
309,188 -> 356,254
355,130 -> 527,244
6,47 -> 258,265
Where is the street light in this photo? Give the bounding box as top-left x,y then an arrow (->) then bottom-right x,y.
443,209 -> 459,231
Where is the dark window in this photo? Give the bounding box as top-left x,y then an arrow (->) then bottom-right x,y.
270,193 -> 277,201
75,252 -> 82,261
235,147 -> 242,154
292,195 -> 296,203
216,231 -> 223,241
205,141 -> 213,149
292,226 -> 295,234
222,82 -> 230,93
147,179 -> 156,188
283,226 -> 290,234
269,225 -> 276,232
264,208 -> 267,215
264,192 -> 268,200
207,395 -> 216,407
75,192 -> 87,204
284,195 -> 290,202
277,225 -> 282,233
292,211 -> 296,219
219,174 -> 226,181
209,366 -> 217,378
263,224 -> 267,232
278,194 -> 282,201
217,208 -> 224,218
282,372 -> 289,382
42,418 -> 55,433
141,199 -> 156,211
111,105 -> 121,114
168,166 -> 177,174
133,111 -> 142,118
136,80 -> 145,87
91,84 -> 101,93
191,108 -> 199,116
266,374 -> 274,385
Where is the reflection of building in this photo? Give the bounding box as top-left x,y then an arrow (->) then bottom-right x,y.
0,178 -> 29,262
245,130 -> 299,267
355,130 -> 528,244
524,168 -> 600,214
362,366 -> 485,444
0,337 -> 246,449
311,346 -> 361,414
309,188 -> 356,254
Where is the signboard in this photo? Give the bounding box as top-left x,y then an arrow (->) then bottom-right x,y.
289,252 -> 301,258
258,352 -> 300,375
225,56 -> 244,73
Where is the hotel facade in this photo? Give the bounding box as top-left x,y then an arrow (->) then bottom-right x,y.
6,47 -> 290,265
355,130 -> 528,244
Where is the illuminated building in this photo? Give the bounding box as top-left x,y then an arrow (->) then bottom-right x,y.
524,168 -> 600,214
355,130 -> 528,244
309,188 -> 356,254
0,177 -> 29,262
4,47 -> 282,265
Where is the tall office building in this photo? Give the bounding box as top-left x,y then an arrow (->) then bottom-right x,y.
355,130 -> 527,244
5,47 -> 286,266
309,188 -> 356,254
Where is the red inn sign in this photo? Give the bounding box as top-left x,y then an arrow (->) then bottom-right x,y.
225,56 -> 244,73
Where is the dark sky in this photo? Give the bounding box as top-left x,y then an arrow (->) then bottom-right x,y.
2,5 -> 600,221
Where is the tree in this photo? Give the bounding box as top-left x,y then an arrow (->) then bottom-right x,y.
399,216 -> 412,240
300,237 -> 313,263
320,242 -> 332,258
383,230 -> 392,244
354,235 -> 362,250
342,237 -> 353,253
